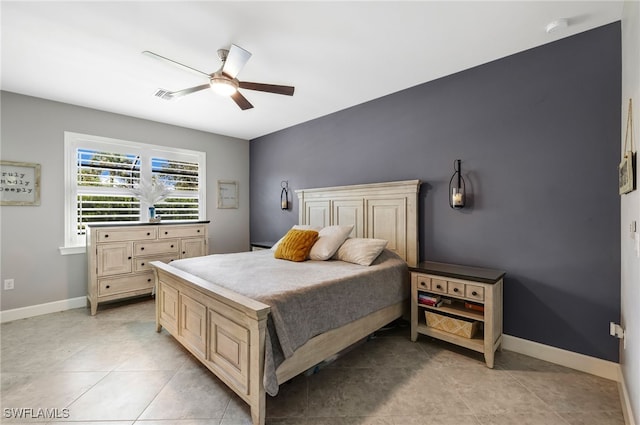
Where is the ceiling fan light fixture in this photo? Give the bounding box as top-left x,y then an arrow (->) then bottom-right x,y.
210,77 -> 238,96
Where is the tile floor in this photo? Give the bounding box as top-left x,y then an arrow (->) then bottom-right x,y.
0,297 -> 625,425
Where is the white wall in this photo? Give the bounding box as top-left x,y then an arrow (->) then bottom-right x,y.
0,91 -> 250,311
621,2 -> 640,424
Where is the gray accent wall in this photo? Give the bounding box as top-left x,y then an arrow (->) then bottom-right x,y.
0,92 -> 250,311
250,24 -> 622,361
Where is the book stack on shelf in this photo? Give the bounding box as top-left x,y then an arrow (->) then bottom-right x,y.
464,302 -> 484,313
418,292 -> 443,307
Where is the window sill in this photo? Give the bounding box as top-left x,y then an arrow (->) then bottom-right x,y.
59,246 -> 86,256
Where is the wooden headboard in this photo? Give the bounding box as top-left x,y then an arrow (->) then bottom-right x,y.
295,180 -> 421,266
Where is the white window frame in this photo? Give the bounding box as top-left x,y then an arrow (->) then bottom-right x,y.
62,132 -> 206,253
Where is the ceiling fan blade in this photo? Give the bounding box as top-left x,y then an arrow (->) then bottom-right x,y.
142,51 -> 210,78
239,81 -> 295,96
169,84 -> 210,99
231,91 -> 254,110
222,44 -> 252,79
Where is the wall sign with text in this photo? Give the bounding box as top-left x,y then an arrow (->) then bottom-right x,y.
0,161 -> 41,206
217,180 -> 238,209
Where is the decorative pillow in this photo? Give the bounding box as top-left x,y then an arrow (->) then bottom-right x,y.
271,225 -> 319,251
333,238 -> 388,266
274,229 -> 319,262
309,224 -> 354,261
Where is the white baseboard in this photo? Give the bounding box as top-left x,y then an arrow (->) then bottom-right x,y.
503,335 -> 636,425
0,296 -> 87,323
618,365 -> 638,425
502,334 -> 620,381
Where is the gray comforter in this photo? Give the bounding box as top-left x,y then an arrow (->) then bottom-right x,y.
168,248 -> 408,395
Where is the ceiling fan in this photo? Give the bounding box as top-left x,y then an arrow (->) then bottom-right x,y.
142,44 -> 295,110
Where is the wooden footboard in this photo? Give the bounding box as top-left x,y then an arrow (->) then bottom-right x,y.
152,260 -> 405,425
152,261 -> 270,425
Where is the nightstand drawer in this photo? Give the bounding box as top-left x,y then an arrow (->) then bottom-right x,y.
415,274 -> 432,291
465,284 -> 485,301
447,281 -> 465,297
430,278 -> 447,294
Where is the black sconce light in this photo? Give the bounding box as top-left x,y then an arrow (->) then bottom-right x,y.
281,181 -> 289,210
449,159 -> 466,209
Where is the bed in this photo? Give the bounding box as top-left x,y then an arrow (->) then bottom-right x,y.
151,179 -> 420,425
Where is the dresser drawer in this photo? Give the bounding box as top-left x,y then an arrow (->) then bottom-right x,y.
159,224 -> 206,239
465,284 -> 485,302
98,272 -> 154,296
134,255 -> 177,272
97,227 -> 157,242
134,240 -> 179,256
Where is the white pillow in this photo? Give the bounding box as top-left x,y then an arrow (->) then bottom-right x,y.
333,238 -> 388,266
309,225 -> 354,260
271,225 -> 320,251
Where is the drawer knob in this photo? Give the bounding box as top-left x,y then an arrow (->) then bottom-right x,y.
128,256 -> 132,260
197,229 -> 201,233
105,285 -> 110,289
147,232 -> 150,236
140,247 -> 144,250
104,234 -> 109,238
436,284 -> 442,289
420,281 -> 426,286
147,278 -> 151,282
170,245 -> 174,248
165,231 -> 168,235
453,288 -> 459,293
141,262 -> 145,266
472,291 -> 478,296
182,251 -> 186,254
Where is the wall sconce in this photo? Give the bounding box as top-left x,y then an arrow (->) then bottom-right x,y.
449,159 -> 466,209
281,181 -> 289,210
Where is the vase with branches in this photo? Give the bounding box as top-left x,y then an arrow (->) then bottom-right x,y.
130,177 -> 172,221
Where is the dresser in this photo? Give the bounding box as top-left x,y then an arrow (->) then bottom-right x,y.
410,261 -> 505,368
86,221 -> 209,315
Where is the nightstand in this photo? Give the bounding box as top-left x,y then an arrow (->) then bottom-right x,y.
409,261 -> 505,368
250,241 -> 274,251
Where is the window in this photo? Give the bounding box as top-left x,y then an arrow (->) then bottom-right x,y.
64,132 -> 206,249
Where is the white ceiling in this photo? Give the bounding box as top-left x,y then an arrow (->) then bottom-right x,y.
1,1 -> 623,140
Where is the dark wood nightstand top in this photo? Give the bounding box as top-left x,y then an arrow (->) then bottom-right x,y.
409,261 -> 505,284
250,241 -> 275,249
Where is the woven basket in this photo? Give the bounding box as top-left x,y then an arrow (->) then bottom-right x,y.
425,311 -> 478,339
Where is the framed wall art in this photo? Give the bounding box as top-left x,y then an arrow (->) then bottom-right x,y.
217,180 -> 238,209
619,153 -> 635,195
0,160 -> 41,206
620,98 -> 636,195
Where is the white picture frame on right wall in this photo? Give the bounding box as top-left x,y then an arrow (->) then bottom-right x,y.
620,98 -> 636,196
619,152 -> 636,195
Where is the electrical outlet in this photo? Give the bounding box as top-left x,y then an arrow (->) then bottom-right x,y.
4,279 -> 15,290
610,322 -> 626,349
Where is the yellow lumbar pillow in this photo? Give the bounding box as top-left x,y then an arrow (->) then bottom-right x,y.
274,229 -> 319,262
